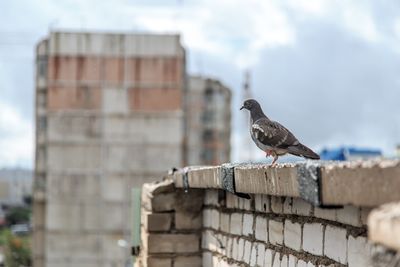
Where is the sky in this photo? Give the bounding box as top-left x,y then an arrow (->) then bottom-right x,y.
0,0 -> 400,168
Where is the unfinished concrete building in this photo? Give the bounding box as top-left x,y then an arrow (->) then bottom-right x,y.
33,32 -> 186,267
185,76 -> 231,165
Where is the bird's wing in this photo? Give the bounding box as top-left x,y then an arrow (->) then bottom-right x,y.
252,118 -> 299,149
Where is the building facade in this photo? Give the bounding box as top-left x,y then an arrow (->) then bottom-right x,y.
185,76 -> 231,166
33,32 -> 186,267
0,168 -> 32,206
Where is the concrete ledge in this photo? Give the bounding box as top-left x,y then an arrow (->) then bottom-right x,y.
234,163 -> 299,197
172,159 -> 400,207
321,160 -> 400,206
171,166 -> 222,189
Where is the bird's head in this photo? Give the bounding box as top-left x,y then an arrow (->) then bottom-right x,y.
240,99 -> 260,111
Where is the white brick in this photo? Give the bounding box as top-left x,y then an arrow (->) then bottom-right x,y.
203,252 -> 212,267
255,194 -> 270,212
360,208 -> 372,226
203,209 -> 212,228
221,235 -> 228,255
226,193 -> 239,209
220,213 -> 230,232
307,262 -> 316,267
216,234 -> 225,254
255,194 -> 262,211
204,189 -> 219,206
220,259 -> 230,267
243,214 -> 254,236
269,220 -> 284,246
283,197 -> 293,214
348,236 -> 372,267
255,216 -> 267,242
243,240 -> 252,264
324,225 -> 347,264
271,196 -> 283,213
298,260 -> 307,267
240,197 -> 252,210
284,220 -> 302,251
175,256 -> 202,267
281,255 -> 288,267
232,238 -> 239,260
288,255 -> 297,267
238,238 -> 245,261
202,230 -> 217,251
211,209 -> 220,229
256,243 -> 265,266
314,207 -> 337,221
226,237 -> 233,258
250,243 -> 257,266
230,213 -> 243,235
264,249 -> 274,267
272,252 -> 280,267
292,198 -> 312,216
201,230 -> 209,250
336,205 -> 361,226
303,223 -> 323,256
221,235 -> 228,256
212,255 -> 219,267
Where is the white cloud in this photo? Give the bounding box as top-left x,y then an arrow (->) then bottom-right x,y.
0,101 -> 33,168
342,4 -> 379,42
286,0 -> 331,16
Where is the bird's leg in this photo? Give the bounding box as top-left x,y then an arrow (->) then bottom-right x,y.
271,152 -> 279,167
265,150 -> 272,157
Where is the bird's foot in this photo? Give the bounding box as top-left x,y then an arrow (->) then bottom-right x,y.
270,155 -> 279,167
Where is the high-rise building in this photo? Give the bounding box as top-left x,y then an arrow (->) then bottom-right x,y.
33,31 -> 185,267
185,76 -> 231,165
33,31 -> 231,267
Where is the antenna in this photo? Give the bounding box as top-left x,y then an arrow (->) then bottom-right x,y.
242,70 -> 254,161
243,70 -> 252,100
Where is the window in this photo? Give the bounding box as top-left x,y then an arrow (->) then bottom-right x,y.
202,130 -> 214,142
37,56 -> 48,78
202,149 -> 214,163
204,88 -> 213,102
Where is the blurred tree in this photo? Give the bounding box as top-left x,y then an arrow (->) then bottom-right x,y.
23,195 -> 32,206
0,229 -> 31,267
5,207 -> 31,226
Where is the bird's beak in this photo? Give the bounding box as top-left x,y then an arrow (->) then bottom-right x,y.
240,106 -> 244,110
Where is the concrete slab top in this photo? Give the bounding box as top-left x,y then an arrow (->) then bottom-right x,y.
172,159 -> 400,207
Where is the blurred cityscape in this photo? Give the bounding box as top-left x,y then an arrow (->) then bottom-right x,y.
0,1 -> 400,267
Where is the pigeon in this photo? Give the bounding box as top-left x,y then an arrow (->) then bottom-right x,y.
240,99 -> 320,166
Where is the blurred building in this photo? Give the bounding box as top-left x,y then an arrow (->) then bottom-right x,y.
0,168 -> 32,206
33,32 -> 185,267
185,76 -> 231,165
320,147 -> 382,161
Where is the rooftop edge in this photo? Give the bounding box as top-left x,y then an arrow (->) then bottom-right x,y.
168,159 -> 400,208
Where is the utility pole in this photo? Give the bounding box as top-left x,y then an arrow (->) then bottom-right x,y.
242,70 -> 254,161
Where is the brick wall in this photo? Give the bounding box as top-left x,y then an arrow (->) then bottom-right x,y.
201,191 -> 371,267
138,180 -> 203,267
136,160 -> 400,267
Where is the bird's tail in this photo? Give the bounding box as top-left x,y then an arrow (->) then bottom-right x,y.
287,143 -> 320,160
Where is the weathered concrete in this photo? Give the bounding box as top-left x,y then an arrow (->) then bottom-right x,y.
49,32 -> 185,57
174,160 -> 400,207
234,163 -> 300,196
321,160 -> 400,206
